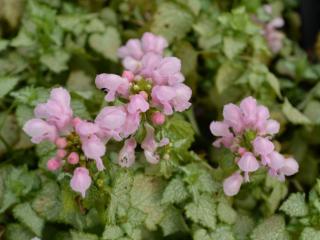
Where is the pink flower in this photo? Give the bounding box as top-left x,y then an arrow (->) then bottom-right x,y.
141,124 -> 169,164
255,105 -> 270,130
127,93 -> 150,114
118,39 -> 143,60
268,151 -> 285,173
210,121 -> 232,137
253,136 -> 274,156
75,120 -> 99,138
122,70 -> 135,82
95,74 -> 129,102
223,172 -> 243,196
70,167 -> 92,198
67,152 -> 79,165
151,85 -> 176,115
23,119 -> 57,144
34,87 -> 73,131
265,120 -> 280,135
95,106 -> 127,141
171,84 -> 192,112
56,149 -> 67,158
223,104 -> 243,133
118,138 -> 137,167
240,96 -> 257,126
152,57 -> 184,85
280,157 -> 299,176
139,53 -> 162,77
122,111 -> 141,138
141,32 -> 168,54
151,111 -> 166,126
47,157 -> 61,171
81,135 -> 106,171
238,152 -> 260,181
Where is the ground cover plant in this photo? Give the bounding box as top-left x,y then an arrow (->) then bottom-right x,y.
1,0 -> 320,239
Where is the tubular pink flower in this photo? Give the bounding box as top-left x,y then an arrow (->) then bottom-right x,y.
253,136 -> 274,156
95,106 -> 127,141
210,121 -> 232,137
122,111 -> 141,138
265,119 -> 280,135
118,39 -> 143,60
223,104 -> 243,133
223,172 -> 243,196
23,118 -> 57,144
238,152 -> 260,173
70,167 -> 92,198
127,93 -> 150,114
81,135 -> 106,171
118,138 -> 137,167
280,157 -> 299,176
240,96 -> 257,126
95,74 -> 129,102
141,32 -> 168,54
152,57 -> 184,85
171,84 -> 192,112
34,87 -> 73,131
151,85 -> 176,115
268,151 -> 285,171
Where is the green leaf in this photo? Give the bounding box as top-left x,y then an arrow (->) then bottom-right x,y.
250,215 -> 290,240
4,224 -> 35,240
32,181 -> 62,221
280,193 -> 308,217
0,39 -> 9,51
15,104 -> 34,127
70,231 -> 99,240
185,194 -> 216,230
266,73 -> 282,98
223,37 -> 246,59
161,177 -> 189,204
130,175 -> 165,230
215,62 -> 241,94
217,202 -> 237,225
0,76 -> 19,98
40,50 -> 70,73
304,100 -> 320,124
282,98 -> 311,125
107,171 -> 133,223
13,203 -> 44,236
300,227 -> 320,240
162,117 -> 194,151
71,98 -> 91,119
151,2 -> 193,43
10,87 -> 49,107
160,206 -> 188,236
233,215 -> 255,240
211,226 -> 235,240
193,229 -> 212,240
89,27 -> 121,61
102,225 -> 124,240
0,113 -> 19,155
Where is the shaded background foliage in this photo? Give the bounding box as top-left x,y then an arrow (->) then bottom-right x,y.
1,0 -> 320,239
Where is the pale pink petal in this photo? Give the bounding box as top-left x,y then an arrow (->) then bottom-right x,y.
70,167 -> 92,198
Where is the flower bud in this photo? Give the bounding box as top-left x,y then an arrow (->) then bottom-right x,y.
68,152 -> 79,165
151,112 -> 165,126
122,70 -> 134,82
55,137 -> 67,149
56,149 -> 67,158
47,158 -> 61,171
223,172 -> 243,196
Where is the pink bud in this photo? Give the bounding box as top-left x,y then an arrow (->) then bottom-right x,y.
72,117 -> 82,127
238,152 -> 260,172
55,137 -> 67,149
122,70 -> 135,82
70,167 -> 92,198
223,172 -> 243,196
237,147 -> 247,156
68,152 -> 79,165
47,158 -> 61,171
281,157 -> 299,176
253,136 -> 274,156
151,112 -> 165,126
56,149 -> 67,158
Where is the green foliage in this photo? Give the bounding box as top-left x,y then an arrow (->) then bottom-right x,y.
280,192 -> 308,217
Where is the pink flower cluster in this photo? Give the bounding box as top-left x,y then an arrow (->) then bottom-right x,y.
95,32 -> 192,167
23,32 -> 192,198
23,88 -> 106,197
210,97 -> 299,196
